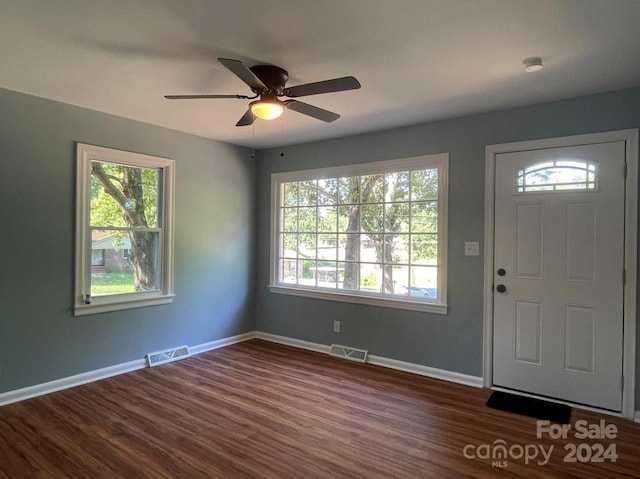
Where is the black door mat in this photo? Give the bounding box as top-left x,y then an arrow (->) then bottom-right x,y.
486,391 -> 572,424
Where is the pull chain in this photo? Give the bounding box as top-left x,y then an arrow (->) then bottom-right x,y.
280,109 -> 286,157
251,122 -> 256,159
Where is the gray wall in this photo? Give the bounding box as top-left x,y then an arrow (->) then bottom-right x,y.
0,88 -> 257,393
255,87 -> 640,404
2,84 -> 639,407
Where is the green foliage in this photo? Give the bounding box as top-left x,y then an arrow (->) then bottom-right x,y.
281,167 -> 440,291
90,162 -> 159,228
362,271 -> 379,287
91,181 -> 125,227
90,161 -> 160,292
91,272 -> 135,294
300,260 -> 315,279
282,233 -> 297,255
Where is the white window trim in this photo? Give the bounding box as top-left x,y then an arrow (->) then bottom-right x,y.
269,153 -> 448,314
74,143 -> 175,316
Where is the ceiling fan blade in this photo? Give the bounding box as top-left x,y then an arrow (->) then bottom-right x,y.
218,58 -> 267,91
285,100 -> 340,122
164,94 -> 252,99
235,109 -> 255,127
284,76 -> 361,98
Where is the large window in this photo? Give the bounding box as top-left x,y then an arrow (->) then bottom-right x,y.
270,154 -> 448,313
75,144 -> 175,315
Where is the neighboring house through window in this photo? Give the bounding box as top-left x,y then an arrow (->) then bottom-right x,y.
270,153 -> 448,314
91,248 -> 105,267
91,232 -> 132,275
75,143 -> 175,315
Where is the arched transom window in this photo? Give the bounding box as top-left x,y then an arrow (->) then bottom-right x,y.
517,160 -> 598,193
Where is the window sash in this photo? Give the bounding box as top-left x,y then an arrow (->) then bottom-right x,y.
88,227 -> 163,296
270,154 -> 448,314
75,143 -> 175,316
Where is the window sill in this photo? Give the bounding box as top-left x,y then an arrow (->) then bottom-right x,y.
268,285 -> 447,314
74,294 -> 175,316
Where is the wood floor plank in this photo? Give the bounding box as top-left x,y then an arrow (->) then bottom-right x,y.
1,339 -> 639,478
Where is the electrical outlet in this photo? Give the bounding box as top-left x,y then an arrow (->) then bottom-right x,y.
333,320 -> 340,333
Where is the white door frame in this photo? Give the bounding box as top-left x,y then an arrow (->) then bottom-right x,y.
483,129 -> 638,419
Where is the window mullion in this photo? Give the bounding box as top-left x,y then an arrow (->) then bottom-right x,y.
357,175 -> 362,292
296,182 -> 301,286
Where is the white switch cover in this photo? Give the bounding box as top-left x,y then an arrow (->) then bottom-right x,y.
465,241 -> 480,256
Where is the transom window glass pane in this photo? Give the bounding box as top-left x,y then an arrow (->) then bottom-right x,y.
517,160 -> 598,193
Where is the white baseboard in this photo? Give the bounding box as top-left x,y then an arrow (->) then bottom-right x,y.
0,330 -> 485,407
0,358 -> 146,407
635,410 -> 640,423
367,354 -> 484,388
0,331 -> 256,407
2,328 -> 629,417
255,331 -> 483,388
255,331 -> 331,354
189,331 -> 257,355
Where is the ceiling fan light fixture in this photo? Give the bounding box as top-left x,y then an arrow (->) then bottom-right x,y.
523,56 -> 543,72
250,99 -> 284,120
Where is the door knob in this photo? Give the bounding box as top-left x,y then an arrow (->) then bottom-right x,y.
497,268 -> 506,276
496,284 -> 506,293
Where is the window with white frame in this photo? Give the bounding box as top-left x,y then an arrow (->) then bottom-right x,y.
75,143 -> 175,315
270,154 -> 448,314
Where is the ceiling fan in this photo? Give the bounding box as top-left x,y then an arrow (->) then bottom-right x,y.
165,58 -> 361,126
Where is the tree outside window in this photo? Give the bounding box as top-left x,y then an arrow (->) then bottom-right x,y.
271,154 -> 448,314
75,144 -> 174,315
90,161 -> 160,294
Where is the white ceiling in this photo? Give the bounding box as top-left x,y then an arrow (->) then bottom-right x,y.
1,0 -> 639,149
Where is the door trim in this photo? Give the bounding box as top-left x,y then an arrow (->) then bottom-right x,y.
483,129 -> 638,419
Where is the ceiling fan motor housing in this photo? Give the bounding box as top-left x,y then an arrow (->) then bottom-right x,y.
249,65 -> 289,95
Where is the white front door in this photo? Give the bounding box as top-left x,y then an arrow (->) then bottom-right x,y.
492,141 -> 626,411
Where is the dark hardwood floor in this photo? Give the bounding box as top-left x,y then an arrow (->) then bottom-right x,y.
1,339 -> 639,478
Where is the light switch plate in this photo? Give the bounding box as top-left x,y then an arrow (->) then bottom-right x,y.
465,241 -> 480,256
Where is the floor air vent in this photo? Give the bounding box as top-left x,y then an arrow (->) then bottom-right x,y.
329,344 -> 368,363
146,345 -> 191,367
